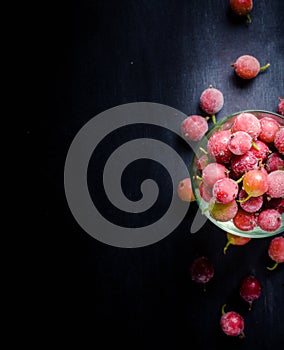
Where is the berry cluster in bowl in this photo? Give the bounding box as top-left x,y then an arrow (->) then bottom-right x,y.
190,111 -> 284,238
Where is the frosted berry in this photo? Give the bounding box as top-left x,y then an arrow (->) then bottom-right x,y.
231,55 -> 270,80
267,170 -> 284,198
258,209 -> 282,232
207,130 -> 232,163
267,236 -> 284,270
232,112 -> 261,139
230,0 -> 253,24
200,85 -> 224,123
259,117 -> 280,143
240,275 -> 262,310
274,128 -> 284,155
177,178 -> 195,202
181,115 -> 208,142
220,304 -> 245,338
190,256 -> 214,289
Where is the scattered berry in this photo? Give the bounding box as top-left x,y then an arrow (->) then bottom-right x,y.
240,275 -> 262,310
190,256 -> 214,290
181,115 -> 209,142
177,178 -> 195,202
200,85 -> 224,124
267,236 -> 284,270
230,0 -> 253,24
231,55 -> 270,80
223,232 -> 251,254
209,198 -> 238,222
220,304 -> 245,338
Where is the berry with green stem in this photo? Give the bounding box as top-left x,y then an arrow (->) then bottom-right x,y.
267,236 -> 284,270
231,55 -> 270,80
223,232 -> 251,254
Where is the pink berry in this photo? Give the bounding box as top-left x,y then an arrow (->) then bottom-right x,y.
258,117 -> 280,143
230,0 -> 253,23
267,170 -> 284,198
258,209 -> 282,232
238,189 -> 263,213
181,115 -> 208,142
249,139 -> 270,161
207,130 -> 232,163
240,275 -> 262,310
242,169 -> 268,199
231,55 -> 270,80
223,232 -> 251,254
220,304 -> 245,337
200,181 -> 212,202
232,112 -> 261,139
267,236 -> 284,270
202,162 -> 229,187
265,152 -> 284,172
274,128 -> 284,155
278,97 -> 284,116
195,154 -> 209,173
213,178 -> 239,204
230,151 -> 258,178
228,131 -> 252,155
190,256 -> 214,286
200,85 -> 224,118
177,178 -> 195,202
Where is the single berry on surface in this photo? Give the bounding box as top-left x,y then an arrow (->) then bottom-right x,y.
240,275 -> 262,310
200,85 -> 224,124
220,304 -> 245,338
190,256 -> 214,290
223,232 -> 251,254
267,236 -> 284,270
181,115 -> 209,142
230,0 -> 253,24
177,178 -> 195,202
231,55 -> 270,80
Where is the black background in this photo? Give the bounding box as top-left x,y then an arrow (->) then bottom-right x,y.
43,0 -> 284,348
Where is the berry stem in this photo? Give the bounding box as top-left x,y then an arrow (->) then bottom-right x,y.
221,304 -> 227,316
223,240 -> 231,254
246,13 -> 251,24
251,141 -> 260,151
237,194 -> 252,203
195,175 -> 202,181
259,63 -> 270,72
236,174 -> 245,184
212,114 -> 217,124
267,261 -> 279,271
239,331 -> 246,339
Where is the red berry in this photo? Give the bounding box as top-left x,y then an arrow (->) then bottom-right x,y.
267,236 -> 284,270
220,304 -> 245,337
238,189 -> 263,213
202,162 -> 229,187
200,181 -> 212,202
228,131 -> 252,155
207,130 -> 232,163
233,208 -> 258,231
209,199 -> 238,222
259,117 -> 280,143
232,112 -> 261,139
230,0 -> 253,23
249,139 -> 270,161
190,256 -> 214,287
223,232 -> 251,254
231,55 -> 270,80
240,275 -> 262,310
213,178 -> 239,204
200,85 -> 224,122
265,152 -> 284,173
242,169 -> 268,200
181,115 -> 208,142
230,151 -> 258,178
258,209 -> 282,232
177,178 -> 195,202
274,128 -> 284,155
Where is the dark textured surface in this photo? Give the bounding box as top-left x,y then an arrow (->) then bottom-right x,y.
45,0 -> 284,348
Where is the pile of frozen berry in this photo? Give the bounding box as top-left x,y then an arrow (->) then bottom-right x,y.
193,112 -> 284,233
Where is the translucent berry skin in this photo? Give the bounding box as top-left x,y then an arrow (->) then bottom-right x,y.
196,154 -> 209,173
181,115 -> 208,142
230,151 -> 258,178
233,208 -> 258,231
274,128 -> 284,155
267,170 -> 284,198
240,276 -> 261,310
258,209 -> 282,232
177,178 -> 195,202
223,232 -> 251,254
220,310 -> 245,337
200,181 -> 212,202
268,236 -> 284,263
207,130 -> 232,164
242,169 -> 268,197
265,152 -> 284,173
200,86 -> 224,115
238,189 -> 263,213
209,199 -> 238,222
190,256 -> 214,284
258,117 -> 280,143
228,131 -> 252,155
202,162 -> 228,187
249,139 -> 270,161
278,98 -> 284,116
230,0 -> 253,17
213,178 -> 239,204
232,112 -> 261,139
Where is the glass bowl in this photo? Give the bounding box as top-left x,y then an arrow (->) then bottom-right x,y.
190,110 -> 284,238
